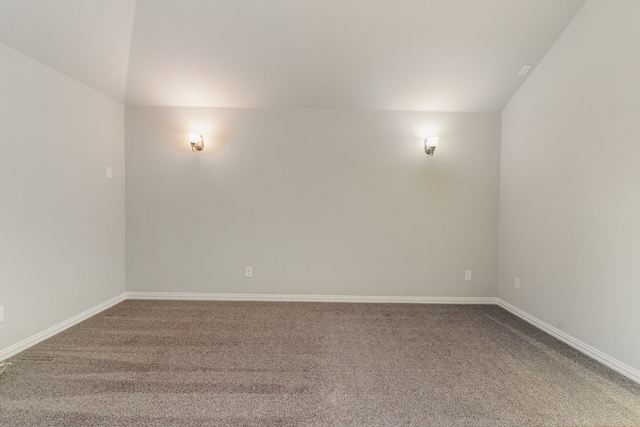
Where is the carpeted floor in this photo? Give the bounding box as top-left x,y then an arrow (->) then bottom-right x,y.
1,301 -> 639,426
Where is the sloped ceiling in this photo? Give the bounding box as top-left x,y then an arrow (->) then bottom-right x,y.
0,0 -> 136,102
0,0 -> 586,111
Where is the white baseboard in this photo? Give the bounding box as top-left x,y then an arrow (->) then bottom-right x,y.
126,292 -> 497,305
496,299 -> 640,385
0,293 -> 126,362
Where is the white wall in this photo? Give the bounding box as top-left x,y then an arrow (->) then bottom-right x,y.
0,43 -> 126,352
126,108 -> 500,297
499,1 -> 640,372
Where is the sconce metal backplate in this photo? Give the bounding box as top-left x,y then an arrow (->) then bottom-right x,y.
189,133 -> 204,152
424,137 -> 439,156
191,141 -> 204,152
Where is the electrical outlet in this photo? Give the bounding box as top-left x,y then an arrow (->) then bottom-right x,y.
465,270 -> 472,281
245,266 -> 253,278
0,305 -> 4,322
514,277 -> 521,290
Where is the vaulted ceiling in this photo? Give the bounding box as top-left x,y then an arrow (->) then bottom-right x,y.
0,0 -> 586,111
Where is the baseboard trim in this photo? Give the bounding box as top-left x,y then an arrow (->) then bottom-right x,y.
496,299 -> 640,385
126,292 -> 497,305
0,293 -> 126,362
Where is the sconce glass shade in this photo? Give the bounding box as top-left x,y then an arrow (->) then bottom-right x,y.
425,137 -> 439,156
188,133 -> 204,152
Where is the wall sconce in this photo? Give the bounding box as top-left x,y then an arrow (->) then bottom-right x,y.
188,133 -> 204,152
424,137 -> 439,156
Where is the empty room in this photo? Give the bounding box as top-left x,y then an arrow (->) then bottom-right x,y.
1,0 -> 639,425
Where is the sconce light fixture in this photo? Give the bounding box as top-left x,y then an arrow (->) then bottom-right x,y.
424,137 -> 439,156
188,133 -> 204,152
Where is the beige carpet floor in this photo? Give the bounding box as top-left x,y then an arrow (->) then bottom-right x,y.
1,301 -> 639,426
